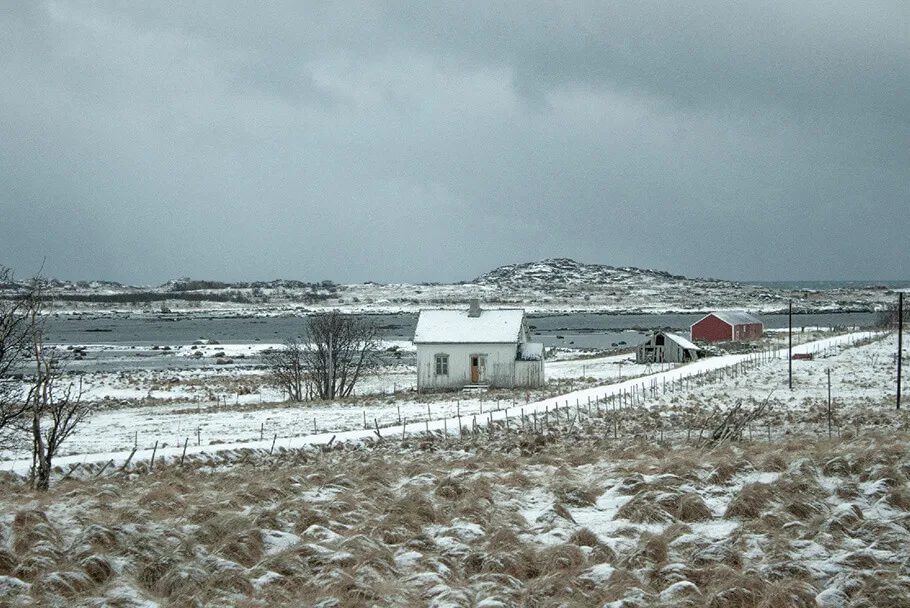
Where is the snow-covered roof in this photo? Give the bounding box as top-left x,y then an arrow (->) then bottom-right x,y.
696,311 -> 763,327
413,308 -> 525,344
664,332 -> 700,351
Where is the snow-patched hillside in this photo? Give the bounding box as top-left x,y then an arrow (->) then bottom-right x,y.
471,258 -> 896,313
0,258 -> 898,315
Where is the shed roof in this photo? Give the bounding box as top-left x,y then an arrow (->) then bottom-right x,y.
413,309 -> 525,344
695,311 -> 763,327
664,332 -> 700,351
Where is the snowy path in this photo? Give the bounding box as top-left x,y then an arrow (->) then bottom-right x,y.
0,331 -> 882,474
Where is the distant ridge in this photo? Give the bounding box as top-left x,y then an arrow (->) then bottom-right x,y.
0,258 -> 896,314
473,258 -> 734,291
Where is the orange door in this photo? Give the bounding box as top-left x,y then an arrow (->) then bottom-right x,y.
470,356 -> 479,383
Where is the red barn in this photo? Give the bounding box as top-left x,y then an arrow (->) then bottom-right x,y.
691,311 -> 763,343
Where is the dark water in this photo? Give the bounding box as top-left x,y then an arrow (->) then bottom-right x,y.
43,311 -> 878,373
744,280 -> 910,290
45,311 -> 877,346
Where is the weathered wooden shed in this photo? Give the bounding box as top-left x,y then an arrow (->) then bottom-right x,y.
636,331 -> 701,363
413,302 -> 544,392
691,311 -> 763,343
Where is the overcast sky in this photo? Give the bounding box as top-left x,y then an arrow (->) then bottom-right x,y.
1,2 -> 908,285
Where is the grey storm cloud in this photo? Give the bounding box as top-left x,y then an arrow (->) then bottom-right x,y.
0,1 -> 907,285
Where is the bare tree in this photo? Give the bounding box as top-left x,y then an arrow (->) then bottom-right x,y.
266,312 -> 381,401
263,337 -> 308,401
697,393 -> 773,448
304,311 -> 380,400
0,267 -> 35,451
21,279 -> 93,491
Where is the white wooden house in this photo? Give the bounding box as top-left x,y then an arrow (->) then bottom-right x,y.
636,331 -> 700,364
413,302 -> 545,391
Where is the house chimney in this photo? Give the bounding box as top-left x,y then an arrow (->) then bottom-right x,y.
468,299 -> 482,317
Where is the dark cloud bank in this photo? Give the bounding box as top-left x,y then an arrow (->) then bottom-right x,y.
1,2 -> 907,285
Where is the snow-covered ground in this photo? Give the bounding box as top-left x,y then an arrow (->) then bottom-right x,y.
0,329 -> 907,607
1,330 -> 895,473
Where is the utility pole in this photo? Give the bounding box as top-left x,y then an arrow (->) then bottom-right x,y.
827,368 -> 832,438
898,292 -> 904,410
788,300 -> 793,390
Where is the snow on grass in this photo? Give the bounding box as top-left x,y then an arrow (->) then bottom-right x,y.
0,327 -> 907,605
0,331 -> 894,473
4,430 -> 909,606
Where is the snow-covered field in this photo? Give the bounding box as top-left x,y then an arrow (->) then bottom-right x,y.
0,329 -> 907,607
0,330 -> 894,471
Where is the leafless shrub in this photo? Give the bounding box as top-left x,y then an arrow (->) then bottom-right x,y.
269,311 -> 381,401
698,398 -> 770,447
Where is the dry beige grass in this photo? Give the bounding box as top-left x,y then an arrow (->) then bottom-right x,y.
725,482 -> 777,519
0,425 -> 909,607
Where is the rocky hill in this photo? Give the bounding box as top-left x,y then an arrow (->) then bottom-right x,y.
0,259 -> 896,315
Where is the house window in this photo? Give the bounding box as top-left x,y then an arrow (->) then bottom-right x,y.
435,354 -> 449,376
